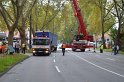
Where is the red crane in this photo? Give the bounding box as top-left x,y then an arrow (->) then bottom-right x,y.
70,0 -> 93,51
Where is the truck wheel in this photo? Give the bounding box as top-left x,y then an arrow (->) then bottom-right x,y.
33,53 -> 35,56
54,47 -> 57,52
72,48 -> 76,51
81,49 -> 85,52
47,52 -> 51,56
47,53 -> 50,56
51,46 -> 54,52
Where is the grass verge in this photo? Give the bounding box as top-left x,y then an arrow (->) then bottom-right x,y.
0,54 -> 28,74
103,49 -> 124,55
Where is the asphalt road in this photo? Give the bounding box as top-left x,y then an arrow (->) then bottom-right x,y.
0,49 -> 124,82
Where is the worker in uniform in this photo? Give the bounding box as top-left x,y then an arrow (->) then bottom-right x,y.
61,42 -> 66,56
22,43 -> 26,54
100,44 -> 103,53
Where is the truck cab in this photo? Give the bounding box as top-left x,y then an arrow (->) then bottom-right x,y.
32,37 -> 51,56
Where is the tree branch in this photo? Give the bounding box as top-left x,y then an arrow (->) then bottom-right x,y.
11,0 -> 16,18
24,0 -> 37,20
42,0 -> 50,29
41,10 -> 60,30
104,4 -> 114,18
0,2 -> 10,28
104,23 -> 115,33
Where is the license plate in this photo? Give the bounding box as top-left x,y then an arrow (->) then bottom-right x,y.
38,51 -> 43,52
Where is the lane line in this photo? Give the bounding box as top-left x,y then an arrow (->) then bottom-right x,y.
53,59 -> 56,63
68,51 -> 124,78
106,58 -> 115,61
55,66 -> 60,73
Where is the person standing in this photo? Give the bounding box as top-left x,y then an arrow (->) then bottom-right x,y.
113,45 -> 117,55
15,41 -> 20,53
13,41 -> 16,53
22,43 -> 26,54
116,45 -> 119,54
100,44 -> 103,53
61,42 -> 66,56
2,42 -> 6,54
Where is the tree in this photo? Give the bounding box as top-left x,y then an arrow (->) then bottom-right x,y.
31,0 -> 64,31
17,0 -> 36,45
0,0 -> 21,45
0,0 -> 37,46
79,0 -> 116,48
111,0 -> 124,49
0,15 -> 7,31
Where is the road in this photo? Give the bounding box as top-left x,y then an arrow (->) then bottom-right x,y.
0,49 -> 124,82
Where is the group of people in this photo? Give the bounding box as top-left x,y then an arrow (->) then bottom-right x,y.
1,40 -> 27,54
112,45 -> 119,55
100,44 -> 119,55
14,41 -> 26,54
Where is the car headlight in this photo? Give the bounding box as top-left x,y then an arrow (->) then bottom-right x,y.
45,51 -> 49,53
33,51 -> 36,53
32,48 -> 36,53
46,48 -> 49,51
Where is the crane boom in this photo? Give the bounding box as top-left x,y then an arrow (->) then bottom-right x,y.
71,0 -> 88,40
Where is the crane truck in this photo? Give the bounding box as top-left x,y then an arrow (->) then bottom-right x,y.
70,0 -> 93,52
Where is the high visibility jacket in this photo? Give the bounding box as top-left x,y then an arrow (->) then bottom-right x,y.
2,45 -> 6,53
100,45 -> 103,49
62,44 -> 66,48
22,44 -> 26,48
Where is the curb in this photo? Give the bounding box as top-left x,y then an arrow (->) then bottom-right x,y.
0,55 -> 30,78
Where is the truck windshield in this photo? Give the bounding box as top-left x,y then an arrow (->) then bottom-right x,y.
33,39 -> 50,45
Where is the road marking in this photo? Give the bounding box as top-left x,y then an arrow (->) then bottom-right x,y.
55,66 -> 60,73
106,58 -> 115,61
16,79 -> 20,81
53,59 -> 56,63
68,51 -> 124,78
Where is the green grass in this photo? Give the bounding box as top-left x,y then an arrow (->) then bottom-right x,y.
0,54 -> 28,73
119,51 -> 124,55
104,49 -> 113,52
96,48 -> 124,55
26,49 -> 32,53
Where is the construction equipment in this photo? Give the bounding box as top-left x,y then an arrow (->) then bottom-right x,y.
70,0 -> 93,52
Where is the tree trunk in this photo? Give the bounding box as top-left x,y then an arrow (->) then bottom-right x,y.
100,0 -> 106,49
18,27 -> 26,46
18,18 -> 26,46
116,20 -> 121,48
8,29 -> 14,46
